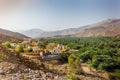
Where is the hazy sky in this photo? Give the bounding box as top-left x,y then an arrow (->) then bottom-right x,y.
0,0 -> 120,31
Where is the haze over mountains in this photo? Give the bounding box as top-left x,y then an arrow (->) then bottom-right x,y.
22,19 -> 120,38
22,28 -> 83,38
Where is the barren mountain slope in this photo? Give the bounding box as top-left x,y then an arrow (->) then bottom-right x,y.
72,19 -> 120,37
0,28 -> 30,42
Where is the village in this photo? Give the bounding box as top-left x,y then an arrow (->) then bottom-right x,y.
3,39 -> 72,61
1,39 -> 111,80
2,38 -> 79,70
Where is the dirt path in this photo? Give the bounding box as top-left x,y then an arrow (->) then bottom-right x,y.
81,63 -> 92,74
81,63 -> 110,80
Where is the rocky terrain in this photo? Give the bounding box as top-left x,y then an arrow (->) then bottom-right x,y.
0,62 -> 66,80
0,52 -> 109,80
0,44 -> 67,80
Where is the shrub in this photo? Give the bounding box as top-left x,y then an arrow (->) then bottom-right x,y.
61,51 -> 71,61
39,45 -> 45,49
0,52 -> 9,62
16,45 -> 24,52
68,54 -> 81,74
66,73 -> 78,80
68,54 -> 77,68
31,41 -> 37,46
28,47 -> 33,52
5,41 -> 11,48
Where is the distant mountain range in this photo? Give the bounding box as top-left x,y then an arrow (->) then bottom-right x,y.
21,28 -> 45,38
0,28 -> 30,42
22,28 -> 84,38
21,19 -> 120,38
1,18 -> 120,42
72,19 -> 120,37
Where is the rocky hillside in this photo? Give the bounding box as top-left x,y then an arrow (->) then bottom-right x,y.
0,28 -> 30,42
0,44 -> 67,80
72,19 -> 120,37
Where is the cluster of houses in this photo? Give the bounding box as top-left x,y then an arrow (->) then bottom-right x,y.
39,44 -> 66,60
8,39 -> 68,61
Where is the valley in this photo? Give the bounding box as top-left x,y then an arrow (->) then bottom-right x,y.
0,36 -> 120,80
0,19 -> 120,80
0,0 -> 120,80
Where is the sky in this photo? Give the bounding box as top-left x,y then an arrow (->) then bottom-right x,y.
0,0 -> 120,31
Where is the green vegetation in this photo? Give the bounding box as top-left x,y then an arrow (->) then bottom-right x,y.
110,69 -> 120,79
114,69 -> 120,73
68,54 -> 81,74
5,41 -> 11,48
27,47 -> 33,52
39,45 -> 45,49
91,55 -> 115,71
111,73 -> 120,78
0,52 -> 9,62
39,37 -> 120,71
61,50 -> 71,61
16,45 -> 24,52
110,72 -> 120,79
66,73 -> 78,80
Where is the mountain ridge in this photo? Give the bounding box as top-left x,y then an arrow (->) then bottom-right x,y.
72,19 -> 120,37
21,19 -> 120,38
0,28 -> 31,42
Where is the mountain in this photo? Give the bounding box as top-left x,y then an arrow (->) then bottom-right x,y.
22,28 -> 44,38
22,27 -> 88,38
0,28 -> 30,42
22,19 -> 120,38
72,19 -> 120,37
